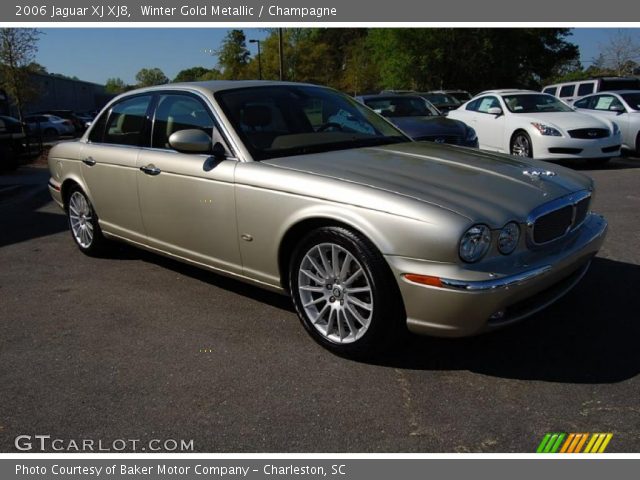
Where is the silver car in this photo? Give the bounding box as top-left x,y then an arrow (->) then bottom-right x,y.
47,81 -> 608,357
574,90 -> 640,156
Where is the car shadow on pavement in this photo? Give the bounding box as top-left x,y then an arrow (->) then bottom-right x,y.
557,157 -> 640,171
108,242 -> 295,313
371,257 -> 640,384
0,186 -> 68,248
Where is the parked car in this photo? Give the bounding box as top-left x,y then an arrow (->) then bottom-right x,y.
379,89 -> 416,95
76,114 -> 94,129
25,114 -> 75,140
431,89 -> 473,103
37,110 -> 86,133
416,92 -> 462,113
573,90 -> 640,156
356,94 -> 478,147
47,81 -> 608,357
542,77 -> 640,104
448,89 -> 622,163
0,115 -> 26,171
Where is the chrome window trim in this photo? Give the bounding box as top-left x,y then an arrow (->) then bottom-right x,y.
83,87 -> 245,162
526,189 -> 592,247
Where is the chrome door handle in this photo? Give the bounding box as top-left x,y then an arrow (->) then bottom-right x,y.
140,165 -> 161,176
82,157 -> 96,166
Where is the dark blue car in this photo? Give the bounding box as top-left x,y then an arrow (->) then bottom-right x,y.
356,94 -> 478,148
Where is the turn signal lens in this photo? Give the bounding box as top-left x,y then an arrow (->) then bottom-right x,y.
403,274 -> 443,288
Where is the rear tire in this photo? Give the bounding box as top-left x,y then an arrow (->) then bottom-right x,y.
289,226 -> 404,358
510,131 -> 533,158
66,187 -> 108,256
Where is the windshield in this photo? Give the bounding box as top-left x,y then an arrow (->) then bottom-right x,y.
363,96 -> 440,117
215,85 -> 409,160
421,93 -> 460,106
502,94 -> 573,113
621,93 -> 640,110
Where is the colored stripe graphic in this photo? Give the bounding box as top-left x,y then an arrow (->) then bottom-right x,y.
538,433 -> 613,453
537,433 -> 566,453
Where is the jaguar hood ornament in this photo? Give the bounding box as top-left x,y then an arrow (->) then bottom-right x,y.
522,168 -> 557,180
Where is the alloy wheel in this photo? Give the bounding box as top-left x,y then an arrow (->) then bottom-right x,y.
68,191 -> 94,248
512,134 -> 531,157
297,242 -> 373,344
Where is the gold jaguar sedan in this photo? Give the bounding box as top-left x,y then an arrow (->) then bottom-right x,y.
47,81 -> 607,357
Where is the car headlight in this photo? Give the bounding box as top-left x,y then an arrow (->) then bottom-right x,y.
497,222 -> 520,255
612,122 -> 620,136
465,126 -> 477,142
459,224 -> 491,263
531,122 -> 561,136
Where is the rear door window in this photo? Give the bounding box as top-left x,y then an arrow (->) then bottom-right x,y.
104,95 -> 153,147
577,82 -> 595,96
559,84 -> 575,98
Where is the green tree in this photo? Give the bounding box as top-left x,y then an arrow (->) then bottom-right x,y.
0,28 -> 42,126
173,66 -> 221,82
216,29 -> 250,79
135,67 -> 169,87
367,29 -> 579,93
26,61 -> 47,74
105,77 -> 127,94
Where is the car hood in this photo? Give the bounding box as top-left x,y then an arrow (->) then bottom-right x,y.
389,116 -> 467,138
263,141 -> 592,224
517,111 -> 611,130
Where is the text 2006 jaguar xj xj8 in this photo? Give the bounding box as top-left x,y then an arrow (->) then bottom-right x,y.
47,81 -> 607,356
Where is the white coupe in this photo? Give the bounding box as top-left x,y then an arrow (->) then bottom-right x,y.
448,89 -> 622,164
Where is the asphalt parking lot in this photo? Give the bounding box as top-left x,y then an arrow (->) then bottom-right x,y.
0,158 -> 639,453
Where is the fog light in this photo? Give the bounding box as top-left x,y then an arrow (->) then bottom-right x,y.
489,310 -> 505,320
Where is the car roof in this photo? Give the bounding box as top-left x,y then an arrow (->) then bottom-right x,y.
582,89 -> 640,95
358,93 -> 424,101
135,80 -> 322,95
431,89 -> 469,93
476,89 -> 537,95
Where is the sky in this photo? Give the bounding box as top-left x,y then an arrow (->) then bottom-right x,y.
34,28 -> 639,85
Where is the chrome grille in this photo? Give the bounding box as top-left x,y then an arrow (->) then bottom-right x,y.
568,128 -> 609,139
533,205 -> 573,244
574,196 -> 590,226
528,191 -> 591,245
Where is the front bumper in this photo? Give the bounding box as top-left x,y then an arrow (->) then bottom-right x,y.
48,178 -> 64,209
534,133 -> 621,160
386,213 -> 607,337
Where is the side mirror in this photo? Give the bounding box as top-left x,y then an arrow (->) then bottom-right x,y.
487,107 -> 503,116
610,104 -> 625,114
212,142 -> 226,159
168,129 -> 212,154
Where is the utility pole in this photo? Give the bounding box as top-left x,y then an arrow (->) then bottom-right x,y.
278,28 -> 284,81
249,39 -> 262,80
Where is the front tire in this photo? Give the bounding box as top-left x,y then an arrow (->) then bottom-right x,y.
289,226 -> 403,358
66,187 -> 108,256
510,131 -> 533,158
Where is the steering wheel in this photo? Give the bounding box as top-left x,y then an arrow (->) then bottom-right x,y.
316,122 -> 344,132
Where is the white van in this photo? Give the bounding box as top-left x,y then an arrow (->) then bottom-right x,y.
542,77 -> 640,104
